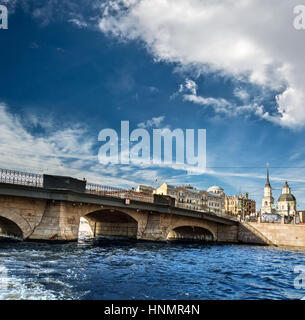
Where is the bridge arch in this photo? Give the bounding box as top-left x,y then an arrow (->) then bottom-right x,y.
0,211 -> 32,239
82,209 -> 140,239
164,218 -> 217,242
167,226 -> 214,241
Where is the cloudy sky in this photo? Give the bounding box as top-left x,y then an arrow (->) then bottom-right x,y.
1,0 -> 305,208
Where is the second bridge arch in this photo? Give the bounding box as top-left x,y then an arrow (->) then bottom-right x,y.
83,209 -> 140,239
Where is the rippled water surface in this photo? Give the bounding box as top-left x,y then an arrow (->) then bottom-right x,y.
0,239 -> 305,300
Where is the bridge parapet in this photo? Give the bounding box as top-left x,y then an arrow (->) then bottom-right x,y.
86,182 -> 154,203
0,168 -> 43,187
43,174 -> 86,193
153,194 -> 175,206
176,202 -> 237,221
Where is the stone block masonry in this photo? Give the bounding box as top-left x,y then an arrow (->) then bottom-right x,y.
238,222 -> 305,247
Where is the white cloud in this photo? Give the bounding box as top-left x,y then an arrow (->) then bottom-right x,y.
179,79 -> 197,96
0,104 -> 204,186
0,104 -> 95,168
0,105 -> 200,183
99,0 -> 305,129
68,18 -> 88,28
137,115 -> 165,128
0,103 -> 139,187
178,79 -> 264,117
5,0 -> 99,28
233,88 -> 250,102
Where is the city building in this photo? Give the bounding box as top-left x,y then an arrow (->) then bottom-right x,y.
155,183 -> 225,213
155,183 -> 199,210
277,181 -> 296,216
175,185 -> 201,210
206,186 -> 225,214
199,190 -> 209,212
225,194 -> 256,217
298,211 -> 305,223
136,185 -> 155,194
261,166 -> 275,214
154,183 -> 177,198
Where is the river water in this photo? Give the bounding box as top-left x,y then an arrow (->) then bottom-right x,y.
0,238 -> 304,300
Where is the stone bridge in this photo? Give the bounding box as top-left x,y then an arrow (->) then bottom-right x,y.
0,170 -> 238,242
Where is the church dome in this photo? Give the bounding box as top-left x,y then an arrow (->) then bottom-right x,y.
207,186 -> 224,194
278,193 -> 296,202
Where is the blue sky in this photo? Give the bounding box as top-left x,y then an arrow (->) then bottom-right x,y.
1,0 -> 305,209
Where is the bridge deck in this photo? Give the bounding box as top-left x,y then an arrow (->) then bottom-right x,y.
0,182 -> 237,226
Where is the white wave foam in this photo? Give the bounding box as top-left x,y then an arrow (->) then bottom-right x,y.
0,276 -> 63,300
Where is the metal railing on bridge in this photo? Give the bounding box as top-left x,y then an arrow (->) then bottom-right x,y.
85,182 -> 154,203
0,168 -> 43,187
176,202 -> 238,221
0,168 -> 154,203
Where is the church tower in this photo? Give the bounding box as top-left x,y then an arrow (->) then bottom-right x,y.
278,181 -> 296,216
261,164 -> 274,213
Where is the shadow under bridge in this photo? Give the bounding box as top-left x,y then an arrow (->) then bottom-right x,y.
167,226 -> 214,242
82,209 -> 138,239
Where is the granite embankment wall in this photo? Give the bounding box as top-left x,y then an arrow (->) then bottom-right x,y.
238,222 -> 305,247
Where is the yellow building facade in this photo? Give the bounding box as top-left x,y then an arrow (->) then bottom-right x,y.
225,194 -> 256,217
